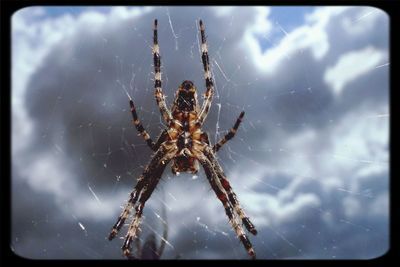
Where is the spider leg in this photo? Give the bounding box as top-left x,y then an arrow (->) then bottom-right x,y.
197,152 -> 256,258
213,111 -> 245,153
204,147 -> 257,235
153,19 -> 173,125
129,98 -> 158,151
122,150 -> 176,257
108,143 -> 174,240
129,98 -> 168,151
153,129 -> 169,151
122,143 -> 177,257
122,169 -> 163,257
197,20 -> 215,126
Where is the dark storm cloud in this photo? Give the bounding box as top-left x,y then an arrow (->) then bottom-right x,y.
12,6 -> 389,259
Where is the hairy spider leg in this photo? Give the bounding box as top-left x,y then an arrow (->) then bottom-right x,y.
153,19 -> 173,125
122,145 -> 177,257
129,98 -> 168,151
197,20 -> 215,126
198,153 -> 256,258
153,129 -> 169,151
204,147 -> 257,235
127,189 -> 168,260
129,99 -> 157,150
108,144 -> 172,240
213,111 -> 245,153
205,127 -> 256,234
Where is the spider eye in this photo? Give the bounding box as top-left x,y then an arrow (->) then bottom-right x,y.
181,80 -> 194,91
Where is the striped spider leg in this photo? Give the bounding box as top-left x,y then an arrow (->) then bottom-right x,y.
195,147 -> 256,258
153,19 -> 173,126
196,20 -> 214,126
109,142 -> 177,257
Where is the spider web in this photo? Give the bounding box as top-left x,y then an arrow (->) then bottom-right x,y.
11,6 -> 389,259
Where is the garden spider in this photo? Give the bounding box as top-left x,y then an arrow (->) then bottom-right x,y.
108,19 -> 257,259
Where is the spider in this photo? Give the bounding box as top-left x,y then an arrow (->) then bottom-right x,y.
108,19 -> 257,259
127,204 -> 168,260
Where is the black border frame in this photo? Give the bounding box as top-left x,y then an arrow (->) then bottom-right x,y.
1,0 -> 397,266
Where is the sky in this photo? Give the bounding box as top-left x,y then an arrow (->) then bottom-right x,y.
11,6 -> 389,259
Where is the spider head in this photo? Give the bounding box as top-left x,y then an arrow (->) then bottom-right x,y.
175,80 -> 198,112
181,80 -> 194,91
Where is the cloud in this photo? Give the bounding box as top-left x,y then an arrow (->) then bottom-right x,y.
324,46 -> 386,95
369,192 -> 389,217
11,6 -> 389,259
12,6 -> 156,222
213,6 -> 237,17
244,7 -> 351,74
341,7 -> 385,36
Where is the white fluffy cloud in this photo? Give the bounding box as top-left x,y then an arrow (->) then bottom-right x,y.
244,7 -> 352,74
324,46 -> 386,95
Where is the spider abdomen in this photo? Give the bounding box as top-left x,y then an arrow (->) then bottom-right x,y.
171,155 -> 199,174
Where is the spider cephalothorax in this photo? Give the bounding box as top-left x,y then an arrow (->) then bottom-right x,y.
108,19 -> 257,259
173,80 -> 199,112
